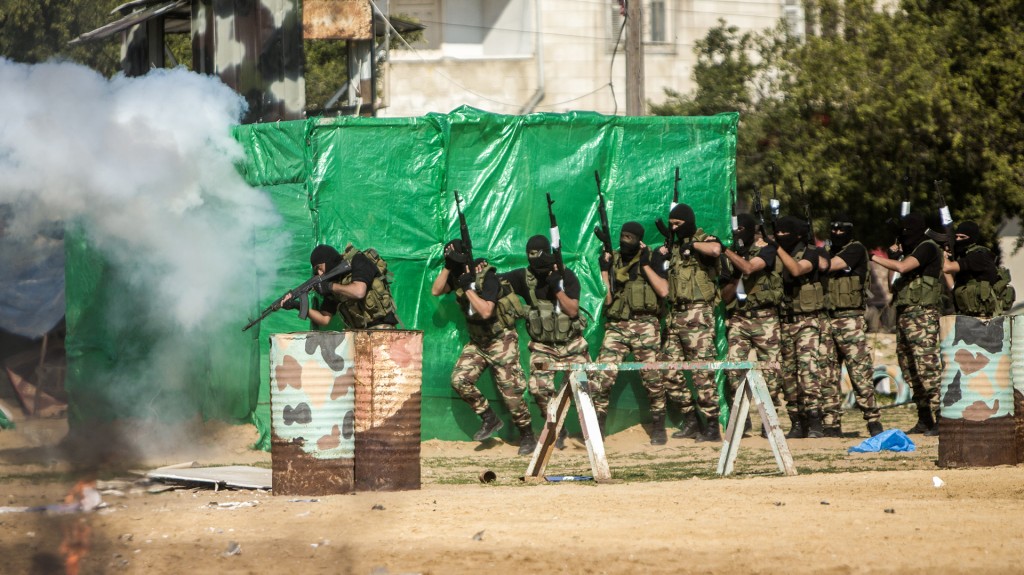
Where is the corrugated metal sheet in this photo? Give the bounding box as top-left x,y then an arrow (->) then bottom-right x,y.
938,315 -> 1012,420
303,0 -> 372,40
353,329 -> 422,491
269,332 -> 356,496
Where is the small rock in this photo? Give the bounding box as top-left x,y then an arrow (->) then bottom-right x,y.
820,501 -> 830,505
371,504 -> 385,511
884,508 -> 895,514
472,530 -> 485,541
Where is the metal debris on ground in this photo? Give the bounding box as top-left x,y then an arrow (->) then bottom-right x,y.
222,541 -> 241,557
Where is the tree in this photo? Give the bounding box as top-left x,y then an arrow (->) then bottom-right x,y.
653,1 -> 1024,250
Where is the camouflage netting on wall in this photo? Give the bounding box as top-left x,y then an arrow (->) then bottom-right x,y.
65,107 -> 737,447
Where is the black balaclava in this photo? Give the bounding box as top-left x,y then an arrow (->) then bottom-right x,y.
775,215 -> 804,253
954,221 -> 980,257
900,212 -> 927,253
669,203 -> 697,240
526,234 -> 555,275
619,221 -> 644,261
829,211 -> 854,253
310,245 -> 343,272
734,213 -> 757,254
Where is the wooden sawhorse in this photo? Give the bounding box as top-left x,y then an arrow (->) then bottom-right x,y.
523,361 -> 795,482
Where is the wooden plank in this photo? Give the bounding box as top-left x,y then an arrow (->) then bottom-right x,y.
747,370 -> 797,476
524,382 -> 572,479
717,377 -> 751,476
541,360 -> 780,372
567,371 -> 611,481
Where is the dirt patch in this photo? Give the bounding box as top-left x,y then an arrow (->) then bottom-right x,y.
2,406 -> 1023,574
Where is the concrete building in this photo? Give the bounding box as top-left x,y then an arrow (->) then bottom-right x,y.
380,0 -> 791,117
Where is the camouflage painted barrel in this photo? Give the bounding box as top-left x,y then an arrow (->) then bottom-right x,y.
352,329 -> 423,491
1010,316 -> 1024,464
270,332 -> 356,496
937,315 -> 1016,468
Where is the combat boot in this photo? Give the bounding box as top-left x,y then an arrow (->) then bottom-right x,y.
649,413 -> 667,446
696,417 -> 721,443
743,416 -> 753,437
785,414 -> 806,439
472,407 -> 504,441
517,425 -> 537,456
554,426 -> 569,450
823,426 -> 843,438
906,404 -> 934,434
867,420 -> 884,437
806,409 -> 824,438
671,411 -> 702,439
924,410 -> 941,437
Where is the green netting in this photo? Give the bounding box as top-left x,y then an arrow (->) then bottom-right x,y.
65,106 -> 738,446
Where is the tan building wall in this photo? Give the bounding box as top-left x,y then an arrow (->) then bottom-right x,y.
380,0 -> 783,117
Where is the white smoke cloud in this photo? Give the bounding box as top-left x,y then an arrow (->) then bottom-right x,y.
0,59 -> 286,331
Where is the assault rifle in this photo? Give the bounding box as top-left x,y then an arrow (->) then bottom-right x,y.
767,163 -> 781,231
798,173 -> 814,245
752,186 -> 774,238
593,171 -> 615,290
655,166 -> 681,265
546,192 -> 565,312
454,190 -> 473,272
242,259 -> 353,332
934,179 -> 956,260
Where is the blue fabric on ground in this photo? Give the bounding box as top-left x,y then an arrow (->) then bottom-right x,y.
848,429 -> 916,453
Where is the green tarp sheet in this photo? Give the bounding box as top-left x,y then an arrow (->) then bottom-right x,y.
65,107 -> 738,447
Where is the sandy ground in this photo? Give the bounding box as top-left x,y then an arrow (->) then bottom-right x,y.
2,406 -> 1023,575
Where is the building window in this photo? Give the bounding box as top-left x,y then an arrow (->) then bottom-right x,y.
609,0 -> 673,50
783,0 -> 805,39
648,0 -> 666,44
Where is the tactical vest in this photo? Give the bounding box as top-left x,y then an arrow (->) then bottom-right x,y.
667,229 -> 719,306
735,250 -> 784,310
892,240 -> 942,308
952,245 -> 1002,316
336,244 -> 398,328
524,270 -> 587,344
606,251 -> 660,321
827,241 -> 867,311
455,265 -> 526,340
782,246 -> 825,314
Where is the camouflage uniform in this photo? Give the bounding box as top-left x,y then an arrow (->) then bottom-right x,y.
724,241 -> 784,409
589,241 -> 666,426
776,223 -> 826,437
878,214 -> 944,434
451,325 -> 531,430
822,238 -> 881,435
662,230 -> 721,430
502,261 -> 589,416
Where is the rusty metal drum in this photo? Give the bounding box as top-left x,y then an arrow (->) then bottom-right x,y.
352,329 -> 423,491
1010,316 -> 1024,464
937,315 -> 1016,468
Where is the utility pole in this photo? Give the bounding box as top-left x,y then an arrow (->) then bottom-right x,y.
624,0 -> 645,116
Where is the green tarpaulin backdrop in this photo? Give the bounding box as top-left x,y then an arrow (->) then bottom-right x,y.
65,107 -> 738,448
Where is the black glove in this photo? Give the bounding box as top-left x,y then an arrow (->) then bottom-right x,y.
650,248 -> 666,271
458,272 -> 475,291
314,279 -> 333,296
281,297 -> 300,311
546,271 -> 564,293
599,252 -> 612,272
638,247 -> 651,268
886,247 -> 902,260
